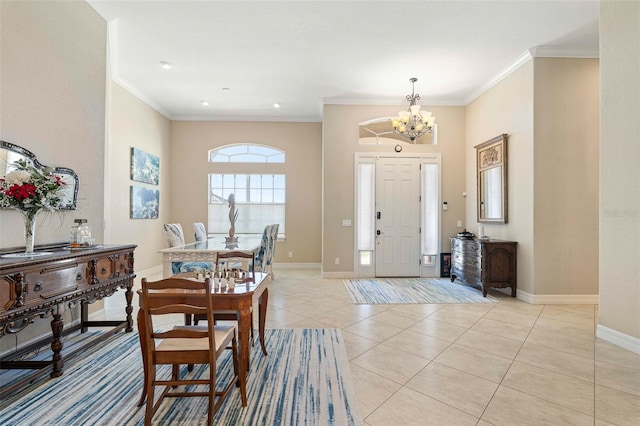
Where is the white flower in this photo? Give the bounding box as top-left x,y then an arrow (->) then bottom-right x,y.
5,170 -> 31,185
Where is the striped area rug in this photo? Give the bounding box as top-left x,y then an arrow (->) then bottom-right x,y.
0,328 -> 361,426
344,278 -> 499,304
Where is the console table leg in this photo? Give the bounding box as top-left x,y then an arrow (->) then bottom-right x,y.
125,284 -> 134,332
50,304 -> 65,378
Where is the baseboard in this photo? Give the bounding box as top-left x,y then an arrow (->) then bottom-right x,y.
597,324 -> 640,355
515,289 -> 599,305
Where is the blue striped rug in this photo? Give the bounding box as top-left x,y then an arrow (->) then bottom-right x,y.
0,328 -> 361,425
344,278 -> 499,304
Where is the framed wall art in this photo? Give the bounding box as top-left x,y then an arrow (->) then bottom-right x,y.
130,185 -> 159,219
130,147 -> 160,185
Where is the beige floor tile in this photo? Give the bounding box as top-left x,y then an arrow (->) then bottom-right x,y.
308,309 -> 364,329
334,304 -> 392,320
349,363 -> 402,418
502,361 -> 594,415
343,319 -> 404,343
340,330 -> 379,360
595,360 -> 640,396
380,329 -> 451,360
407,318 -> 468,342
426,309 -> 483,328
388,303 -> 445,318
516,341 -> 595,382
406,362 -> 498,417
526,327 -> 595,359
281,301 -> 336,317
548,304 -> 596,317
264,309 -> 306,328
595,339 -> 640,370
491,300 -> 544,317
351,344 -> 431,385
540,306 -> 596,328
595,384 -> 640,426
534,316 -> 595,340
455,329 -> 523,359
471,317 -> 533,341
439,302 -> 496,315
366,387 -> 478,426
483,308 -> 539,328
368,309 -> 423,328
434,343 -> 512,383
482,386 -> 594,426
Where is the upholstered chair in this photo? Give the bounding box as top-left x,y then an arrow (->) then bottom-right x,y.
193,222 -> 207,242
163,223 -> 186,247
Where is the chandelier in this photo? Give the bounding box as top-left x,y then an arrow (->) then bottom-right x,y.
391,78 -> 435,142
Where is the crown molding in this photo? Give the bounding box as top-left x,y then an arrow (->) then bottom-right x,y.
530,46 -> 599,58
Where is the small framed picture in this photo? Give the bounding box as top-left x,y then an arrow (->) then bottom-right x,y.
130,185 -> 159,219
440,253 -> 452,278
130,147 -> 160,185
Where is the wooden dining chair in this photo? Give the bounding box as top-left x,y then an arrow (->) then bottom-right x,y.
137,277 -> 245,425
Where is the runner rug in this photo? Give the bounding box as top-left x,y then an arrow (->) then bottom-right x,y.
0,328 -> 361,426
344,277 -> 499,304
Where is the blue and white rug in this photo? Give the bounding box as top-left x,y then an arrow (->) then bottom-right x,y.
344,278 -> 499,304
0,328 -> 362,425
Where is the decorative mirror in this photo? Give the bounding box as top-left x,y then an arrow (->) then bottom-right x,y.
0,140 -> 79,209
475,134 -> 508,223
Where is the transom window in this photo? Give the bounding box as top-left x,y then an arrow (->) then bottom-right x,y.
209,144 -> 285,163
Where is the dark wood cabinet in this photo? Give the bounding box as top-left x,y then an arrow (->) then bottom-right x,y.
0,244 -> 136,397
450,237 -> 517,297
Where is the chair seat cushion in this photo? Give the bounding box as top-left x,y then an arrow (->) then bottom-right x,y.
157,324 -> 235,352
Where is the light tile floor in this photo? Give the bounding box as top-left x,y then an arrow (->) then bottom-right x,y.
101,268 -> 640,426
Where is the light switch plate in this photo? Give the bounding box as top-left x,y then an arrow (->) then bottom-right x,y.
342,219 -> 352,227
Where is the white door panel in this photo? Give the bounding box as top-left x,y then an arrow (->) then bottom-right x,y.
375,157 -> 420,277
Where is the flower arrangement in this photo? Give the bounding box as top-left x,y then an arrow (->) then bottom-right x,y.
0,159 -> 66,254
0,159 -> 66,217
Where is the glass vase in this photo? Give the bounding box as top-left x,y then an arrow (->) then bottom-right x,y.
19,209 -> 40,254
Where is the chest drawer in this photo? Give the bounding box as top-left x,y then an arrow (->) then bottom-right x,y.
23,261 -> 89,304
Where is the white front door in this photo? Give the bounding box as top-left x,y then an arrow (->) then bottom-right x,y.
375,157 -> 421,277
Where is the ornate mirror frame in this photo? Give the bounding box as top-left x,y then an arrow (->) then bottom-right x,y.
0,140 -> 79,209
475,134 -> 508,223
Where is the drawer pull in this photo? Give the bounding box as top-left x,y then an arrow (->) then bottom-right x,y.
101,266 -> 108,274
33,282 -> 43,292
76,273 -> 83,281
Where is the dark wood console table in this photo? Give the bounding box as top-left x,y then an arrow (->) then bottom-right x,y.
0,243 -> 136,397
450,237 -> 517,297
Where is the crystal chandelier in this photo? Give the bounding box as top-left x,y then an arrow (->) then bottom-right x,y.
391,78 -> 435,142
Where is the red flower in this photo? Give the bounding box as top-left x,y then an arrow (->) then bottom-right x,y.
6,183 -> 37,201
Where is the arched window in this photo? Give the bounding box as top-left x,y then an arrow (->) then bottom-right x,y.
209,144 -> 285,163
208,144 -> 285,235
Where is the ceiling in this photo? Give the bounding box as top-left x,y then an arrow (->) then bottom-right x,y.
87,0 -> 599,122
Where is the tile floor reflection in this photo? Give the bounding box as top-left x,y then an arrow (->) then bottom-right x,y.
99,268 -> 640,426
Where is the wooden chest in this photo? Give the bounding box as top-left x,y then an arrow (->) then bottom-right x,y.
450,237 -> 517,297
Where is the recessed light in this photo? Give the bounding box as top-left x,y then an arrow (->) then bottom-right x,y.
201,100 -> 209,106
222,88 -> 230,91
273,103 -> 281,108
160,61 -> 171,69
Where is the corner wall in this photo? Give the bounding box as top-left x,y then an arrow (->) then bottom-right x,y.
598,0 -> 640,350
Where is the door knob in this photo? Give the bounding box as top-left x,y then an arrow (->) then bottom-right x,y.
376,230 -> 381,235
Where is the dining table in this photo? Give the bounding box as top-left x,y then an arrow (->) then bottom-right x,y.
137,270 -> 270,407
158,234 -> 264,278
